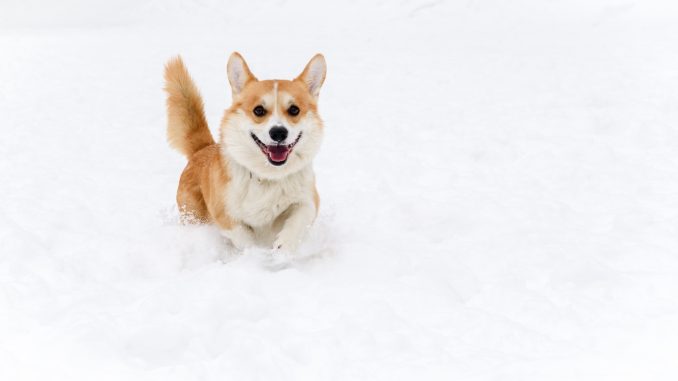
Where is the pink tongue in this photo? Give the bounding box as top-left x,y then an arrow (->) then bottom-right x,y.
267,145 -> 290,162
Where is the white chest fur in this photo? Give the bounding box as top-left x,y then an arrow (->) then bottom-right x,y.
225,162 -> 315,228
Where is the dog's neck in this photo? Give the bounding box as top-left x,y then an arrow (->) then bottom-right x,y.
223,152 -> 311,185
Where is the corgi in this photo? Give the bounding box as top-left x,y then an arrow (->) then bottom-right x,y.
163,52 -> 326,252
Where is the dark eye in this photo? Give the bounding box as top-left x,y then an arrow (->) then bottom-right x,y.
287,105 -> 300,116
253,105 -> 266,117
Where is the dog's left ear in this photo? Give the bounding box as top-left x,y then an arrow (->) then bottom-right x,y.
295,54 -> 326,99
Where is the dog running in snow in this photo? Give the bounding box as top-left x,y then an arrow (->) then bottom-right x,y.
164,52 -> 326,252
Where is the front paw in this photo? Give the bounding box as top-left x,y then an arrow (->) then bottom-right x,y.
220,226 -> 255,250
230,236 -> 254,250
273,234 -> 301,253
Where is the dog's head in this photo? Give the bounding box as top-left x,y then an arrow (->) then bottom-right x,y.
221,52 -> 326,180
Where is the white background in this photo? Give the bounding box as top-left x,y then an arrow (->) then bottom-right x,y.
1,1 -> 678,379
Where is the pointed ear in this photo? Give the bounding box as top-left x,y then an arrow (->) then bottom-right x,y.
295,54 -> 326,99
227,52 -> 257,96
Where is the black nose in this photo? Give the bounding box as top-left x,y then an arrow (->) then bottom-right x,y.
269,126 -> 288,142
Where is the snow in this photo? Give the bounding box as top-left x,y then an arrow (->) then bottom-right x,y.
1,0 -> 678,379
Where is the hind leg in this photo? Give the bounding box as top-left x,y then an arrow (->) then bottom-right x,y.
176,174 -> 209,224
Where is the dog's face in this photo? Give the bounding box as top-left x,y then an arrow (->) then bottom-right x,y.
221,53 -> 326,180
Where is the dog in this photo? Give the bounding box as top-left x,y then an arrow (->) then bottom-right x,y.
163,52 -> 326,252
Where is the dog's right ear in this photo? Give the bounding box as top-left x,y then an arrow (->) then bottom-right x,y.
227,52 -> 257,97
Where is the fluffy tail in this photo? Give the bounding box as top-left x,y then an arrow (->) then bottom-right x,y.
164,56 -> 215,158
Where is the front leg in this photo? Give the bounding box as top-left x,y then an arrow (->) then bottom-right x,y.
274,202 -> 316,252
220,223 -> 255,250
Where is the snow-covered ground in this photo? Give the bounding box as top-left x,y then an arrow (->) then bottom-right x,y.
2,0 -> 678,379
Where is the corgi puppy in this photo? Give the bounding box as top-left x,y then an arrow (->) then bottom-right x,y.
164,52 -> 326,252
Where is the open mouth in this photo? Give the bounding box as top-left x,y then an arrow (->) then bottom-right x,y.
250,132 -> 302,166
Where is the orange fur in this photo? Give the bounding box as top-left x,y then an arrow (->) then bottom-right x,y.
175,145 -> 235,230
164,56 -> 215,158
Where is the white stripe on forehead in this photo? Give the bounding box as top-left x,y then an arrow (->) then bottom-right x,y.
271,81 -> 280,122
